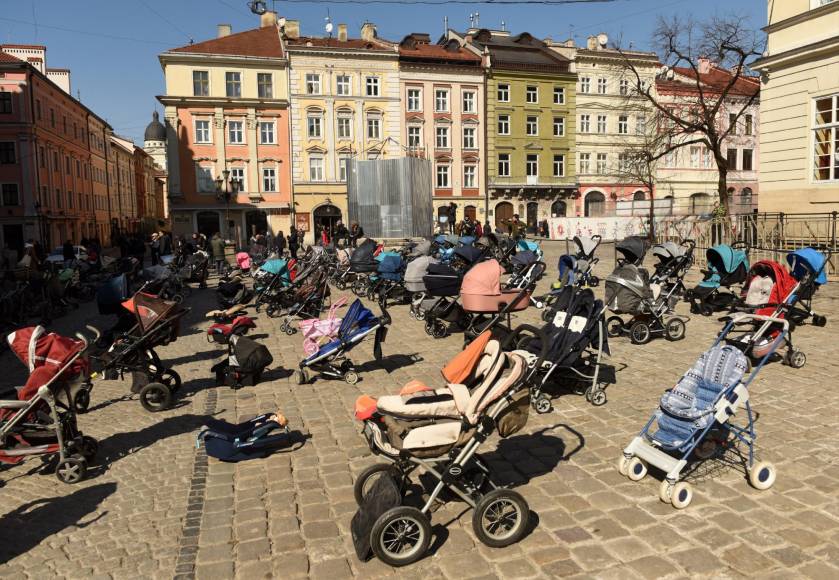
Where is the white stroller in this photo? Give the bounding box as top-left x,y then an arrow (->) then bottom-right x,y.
405,255 -> 438,320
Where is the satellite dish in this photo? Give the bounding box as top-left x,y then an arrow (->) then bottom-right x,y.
248,1 -> 267,15
326,22 -> 334,34
597,33 -> 608,47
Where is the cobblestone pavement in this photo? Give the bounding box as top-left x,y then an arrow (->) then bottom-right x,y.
1,241 -> 838,579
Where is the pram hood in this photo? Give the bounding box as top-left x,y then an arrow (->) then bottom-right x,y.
574,235 -> 599,259
745,260 -> 797,313
698,244 -> 749,289
409,239 -> 432,257
616,236 -> 647,265
652,241 -> 683,262
454,245 -> 484,265
405,256 -> 437,283
787,248 -> 828,285
462,259 -> 504,297
351,239 -> 378,264
229,335 -> 273,372
122,292 -> 178,333
236,252 -> 251,270
517,239 -> 540,253
338,299 -> 380,339
260,258 -> 288,276
605,263 -> 652,313
377,254 -> 404,281
459,236 -> 476,246
8,326 -> 85,373
511,251 -> 538,268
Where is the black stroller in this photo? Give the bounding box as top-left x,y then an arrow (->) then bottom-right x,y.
350,239 -> 379,297
177,250 -> 210,288
275,269 -> 331,335
212,334 -> 274,389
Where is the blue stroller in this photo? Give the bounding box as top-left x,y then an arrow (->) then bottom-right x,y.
372,253 -> 408,305
619,314 -> 785,509
517,239 -> 543,261
297,299 -> 391,385
688,243 -> 749,315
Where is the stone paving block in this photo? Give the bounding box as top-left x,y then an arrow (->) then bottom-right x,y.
627,555 -> 677,579
310,558 -> 353,579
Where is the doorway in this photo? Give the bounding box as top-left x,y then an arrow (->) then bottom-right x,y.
245,210 -> 268,240
526,202 -> 538,233
584,191 -> 606,217
464,205 -> 476,221
313,204 -> 342,243
196,211 -> 221,239
494,201 -> 513,231
2,224 -> 23,261
551,200 -> 567,217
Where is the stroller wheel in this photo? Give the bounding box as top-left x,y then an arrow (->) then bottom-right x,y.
284,324 -> 296,336
432,322 -> 447,339
158,369 -> 182,392
354,463 -> 402,506
748,461 -> 777,490
56,456 -> 87,484
344,370 -> 359,385
139,382 -> 172,412
588,388 -> 607,407
73,389 -> 91,413
371,506 -> 431,567
424,321 -> 434,336
606,316 -> 624,338
472,488 -> 530,548
701,304 -> 714,316
618,456 -> 631,476
629,321 -> 652,345
626,457 -> 648,481
669,482 -> 693,509
296,369 -> 308,385
266,306 -> 277,318
813,314 -> 827,327
416,310 -> 426,322
532,396 -> 552,414
665,318 -> 686,342
786,350 -> 806,369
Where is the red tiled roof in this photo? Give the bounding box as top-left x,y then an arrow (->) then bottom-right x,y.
399,43 -> 481,64
286,37 -> 392,51
663,65 -> 759,97
169,27 -> 283,58
0,52 -> 23,63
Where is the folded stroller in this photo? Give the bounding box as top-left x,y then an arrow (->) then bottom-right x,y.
2,326 -> 98,483
207,313 -> 256,344
406,255 -> 438,319
212,334 -> 274,388
197,412 -> 303,461
297,299 -> 390,385
91,292 -> 189,412
605,237 -> 688,344
620,317 -> 784,509
688,243 -> 749,315
350,329 -> 546,566
217,277 -> 254,309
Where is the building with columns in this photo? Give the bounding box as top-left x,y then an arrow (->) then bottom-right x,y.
157,12 -> 292,243
285,20 -> 401,243
143,110 -> 169,220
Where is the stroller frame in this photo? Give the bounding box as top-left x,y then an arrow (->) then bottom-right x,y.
275,271 -> 331,335
620,315 -> 785,509
688,241 -> 750,316
606,274 -> 688,345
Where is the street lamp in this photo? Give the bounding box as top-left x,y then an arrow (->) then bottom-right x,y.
215,169 -> 241,241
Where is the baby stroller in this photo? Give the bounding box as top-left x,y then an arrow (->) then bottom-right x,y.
329,247 -> 355,290
216,277 -> 254,309
297,299 -> 390,385
212,334 -> 273,389
373,253 -> 408,306
350,329 -> 546,566
507,250 -> 545,308
650,240 -> 695,299
178,250 -> 209,288
350,239 -> 380,297
406,255 -> 438,320
522,285 -> 610,411
207,312 -> 256,344
2,326 -> 99,483
688,242 -> 749,315
422,262 -> 467,338
619,317 -> 784,509
605,237 -> 688,345
557,235 -> 602,289
299,297 -> 348,357
274,269 -> 331,335
91,292 -> 189,412
252,258 -> 290,305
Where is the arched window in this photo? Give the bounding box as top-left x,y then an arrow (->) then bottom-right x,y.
437,205 -> 449,224
633,190 -> 646,201
689,192 -> 712,215
584,191 -> 606,217
551,200 -> 567,217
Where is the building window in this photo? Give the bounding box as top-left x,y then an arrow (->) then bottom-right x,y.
526,116 -> 538,136
230,167 -> 246,191
496,114 -> 510,135
306,73 -> 321,94
262,168 -> 276,192
619,79 -> 629,96
553,87 -> 565,105
580,114 -> 590,133
76,160 -> 81,177
526,86 -> 538,103
636,115 -> 646,135
436,126 -> 449,149
367,117 -> 381,140
553,117 -> 565,137
463,127 -> 476,149
407,126 -> 421,147
337,116 -> 352,139
35,99 -> 41,120
50,109 -> 55,127
580,77 -> 591,94
228,120 -> 244,144
1,184 -> 19,206
579,152 -> 591,173
498,153 -> 510,176
407,88 -> 421,111
339,156 -> 350,182
597,78 -> 607,94
55,188 -> 61,208
0,91 -> 12,114
258,73 -> 273,98
464,165 -> 476,188
0,142 -> 15,164
462,90 -> 476,113
618,153 -> 630,172
690,145 -> 701,168
744,114 -> 753,136
193,70 -> 209,96
259,121 -> 275,144
225,72 -> 241,97
814,94 -> 839,181
336,75 -> 350,96
307,115 -> 322,139
596,153 -> 607,174
553,155 -> 565,177
66,156 -> 71,173
195,120 -> 211,143
742,149 -> 753,171
196,165 -> 215,192
618,115 -> 628,134
39,146 -> 45,168
597,115 -> 607,134
309,157 -> 324,181
729,113 -> 738,134
435,89 -> 449,112
727,148 -> 738,170
53,151 -> 58,170
497,84 -> 510,102
366,76 -> 380,97
436,164 -> 450,188
526,154 -> 538,177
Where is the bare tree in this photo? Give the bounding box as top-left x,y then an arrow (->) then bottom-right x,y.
616,14 -> 763,215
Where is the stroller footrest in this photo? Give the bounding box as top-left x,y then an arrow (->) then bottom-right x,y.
624,437 -> 683,477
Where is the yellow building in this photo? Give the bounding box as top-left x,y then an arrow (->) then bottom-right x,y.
284,21 -> 401,243
753,0 -> 839,212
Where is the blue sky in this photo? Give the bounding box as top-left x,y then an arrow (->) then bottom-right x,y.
2,0 -> 765,143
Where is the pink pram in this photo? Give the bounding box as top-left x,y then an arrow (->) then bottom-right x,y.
236,252 -> 251,271
299,297 -> 347,356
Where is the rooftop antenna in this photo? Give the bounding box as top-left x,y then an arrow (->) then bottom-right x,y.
501,20 -> 506,32
325,10 -> 333,37
469,12 -> 480,28
444,16 -> 448,34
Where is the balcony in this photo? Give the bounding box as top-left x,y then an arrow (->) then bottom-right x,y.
491,176 -> 575,188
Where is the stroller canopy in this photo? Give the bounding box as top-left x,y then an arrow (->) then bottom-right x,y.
459,236 -> 476,247
96,273 -> 129,315
462,260 -> 503,296
512,250 -> 538,268
706,244 -> 748,276
616,237 -> 647,265
339,299 -> 379,339
652,241 -> 683,262
517,239 -> 541,254
787,248 -> 828,285
260,258 -> 288,275
409,239 -> 432,257
574,235 -> 599,259
122,292 -> 177,333
7,326 -> 85,373
405,256 -> 436,283
236,252 -> 251,270
351,239 -> 377,264
454,246 -> 484,265
377,255 -> 405,281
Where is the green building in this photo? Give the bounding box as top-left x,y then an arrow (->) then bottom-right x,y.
456,29 -> 577,231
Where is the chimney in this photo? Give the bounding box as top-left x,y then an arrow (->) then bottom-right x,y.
285,19 -> 300,39
217,24 -> 232,38
698,57 -> 712,74
338,24 -> 347,42
260,11 -> 278,28
361,22 -> 377,41
586,35 -> 597,50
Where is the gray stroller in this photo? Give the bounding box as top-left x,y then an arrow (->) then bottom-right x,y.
406,255 -> 438,320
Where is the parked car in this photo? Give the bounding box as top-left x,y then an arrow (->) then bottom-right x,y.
45,246 -> 89,264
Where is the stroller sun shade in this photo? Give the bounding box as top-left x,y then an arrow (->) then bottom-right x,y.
409,239 -> 432,257
616,237 -> 647,265
574,235 -> 599,259
652,242 -> 683,262
454,246 -> 484,265
351,239 -> 377,263
705,244 -> 749,286
787,248 -> 828,286
7,326 -> 85,373
122,293 -> 176,333
377,255 -> 404,281
461,260 -> 503,296
338,299 -> 379,339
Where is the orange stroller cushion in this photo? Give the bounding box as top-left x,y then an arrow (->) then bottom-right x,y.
399,380 -> 432,396
354,395 -> 378,420
442,331 -> 491,384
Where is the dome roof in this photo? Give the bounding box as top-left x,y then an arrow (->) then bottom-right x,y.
144,111 -> 166,142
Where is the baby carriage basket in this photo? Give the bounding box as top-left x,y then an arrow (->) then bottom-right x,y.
2,326 -> 99,483
687,242 -> 749,316
605,237 -> 688,345
297,299 -> 391,385
522,285 -> 610,411
406,255 -> 438,320
212,334 -> 273,388
619,316 -> 785,509
299,297 -> 348,357
91,292 -> 189,412
350,328 -> 547,566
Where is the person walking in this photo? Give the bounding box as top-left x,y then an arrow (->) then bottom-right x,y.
274,231 -> 286,257
475,220 -> 483,238
349,222 -> 363,248
210,232 -> 226,275
62,240 -> 75,268
503,214 -> 526,239
150,232 -> 160,265
320,225 -> 330,247
448,202 -> 457,234
289,229 -> 299,258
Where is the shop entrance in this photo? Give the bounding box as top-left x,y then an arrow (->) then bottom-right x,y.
313,204 -> 342,241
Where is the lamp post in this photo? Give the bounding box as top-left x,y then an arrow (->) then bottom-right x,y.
215,169 -> 241,242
